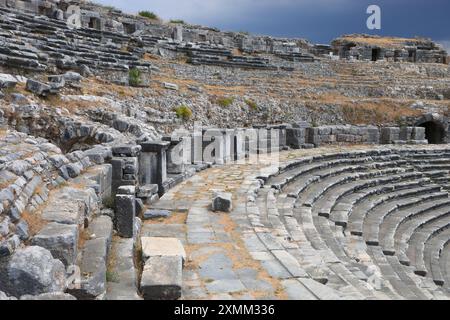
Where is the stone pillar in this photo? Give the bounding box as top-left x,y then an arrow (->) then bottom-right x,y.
203,128 -> 224,164
380,127 -> 400,144
306,127 -> 321,147
233,129 -> 246,162
139,141 -> 170,196
163,136 -> 187,175
222,129 -> 234,164
115,194 -> 136,238
286,127 -> 306,149
269,124 -> 287,150
242,128 -> 258,161
412,127 -> 426,141
399,127 -> 414,141
173,25 -> 183,42
253,125 -> 268,154
111,145 -> 140,196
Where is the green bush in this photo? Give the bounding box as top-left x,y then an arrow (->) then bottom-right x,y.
138,11 -> 159,20
174,105 -> 193,120
128,67 -> 142,87
170,19 -> 185,25
216,97 -> 234,108
245,99 -> 258,111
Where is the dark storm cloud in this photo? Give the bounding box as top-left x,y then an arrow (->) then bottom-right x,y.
95,0 -> 450,48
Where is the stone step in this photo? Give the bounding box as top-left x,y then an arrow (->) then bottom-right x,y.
439,242 -> 450,290
330,176 -> 429,226
380,198 -> 450,255
407,217 -> 450,277
322,171 -> 424,222
348,185 -> 441,236
139,237 -> 185,300
364,192 -> 450,246
425,230 -> 450,286
106,237 -> 142,300
68,215 -> 113,300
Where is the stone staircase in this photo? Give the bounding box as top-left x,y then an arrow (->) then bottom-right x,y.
0,6 -> 152,73
250,147 -> 450,299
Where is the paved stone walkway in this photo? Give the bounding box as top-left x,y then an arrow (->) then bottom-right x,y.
144,147 -> 370,300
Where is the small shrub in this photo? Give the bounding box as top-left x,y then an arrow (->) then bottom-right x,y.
216,97 -> 234,108
170,19 -> 185,25
128,67 -> 142,87
245,99 -> 258,111
174,105 -> 192,120
138,11 -> 159,20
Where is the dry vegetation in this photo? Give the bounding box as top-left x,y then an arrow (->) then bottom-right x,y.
339,35 -> 418,48
21,210 -> 46,238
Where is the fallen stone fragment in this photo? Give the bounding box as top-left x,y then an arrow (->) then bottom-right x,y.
163,82 -> 179,90
0,246 -> 66,298
143,209 -> 171,220
212,191 -> 233,212
25,79 -> 52,96
31,222 -> 78,267
0,73 -> 18,89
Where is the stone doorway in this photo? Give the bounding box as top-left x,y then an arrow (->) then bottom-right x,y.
89,17 -> 102,30
419,121 -> 446,144
372,48 -> 380,61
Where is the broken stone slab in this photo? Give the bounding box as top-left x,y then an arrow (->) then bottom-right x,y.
112,145 -> 142,157
63,72 -> 83,83
0,235 -> 20,257
137,184 -> 159,198
141,237 -> 186,263
88,216 -> 113,253
212,191 -> 233,212
0,73 -> 18,89
25,79 -> 52,96
143,209 -> 171,220
68,238 -> 108,300
48,75 -> 66,90
68,216 -> 113,300
117,185 -> 136,195
140,256 -> 182,300
115,194 -> 136,238
31,222 -> 78,267
163,82 -> 179,90
0,246 -> 66,298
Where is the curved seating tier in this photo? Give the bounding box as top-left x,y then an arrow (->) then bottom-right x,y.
251,147 -> 450,300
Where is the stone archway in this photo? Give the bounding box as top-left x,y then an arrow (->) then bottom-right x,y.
415,114 -> 448,144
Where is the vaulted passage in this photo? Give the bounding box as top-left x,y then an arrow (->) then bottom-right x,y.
420,121 -> 446,144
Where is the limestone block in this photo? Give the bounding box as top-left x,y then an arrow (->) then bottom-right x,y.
212,191 -> 232,212
115,194 -> 135,238
140,256 -> 182,300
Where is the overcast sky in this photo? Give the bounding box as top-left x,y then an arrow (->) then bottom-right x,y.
96,0 -> 450,51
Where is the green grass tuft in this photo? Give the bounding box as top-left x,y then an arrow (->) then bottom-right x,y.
138,11 -> 159,20
128,67 -> 142,87
245,99 -> 258,111
216,97 -> 234,108
174,105 -> 193,121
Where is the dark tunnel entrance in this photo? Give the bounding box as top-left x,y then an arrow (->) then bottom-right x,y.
419,121 -> 446,144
